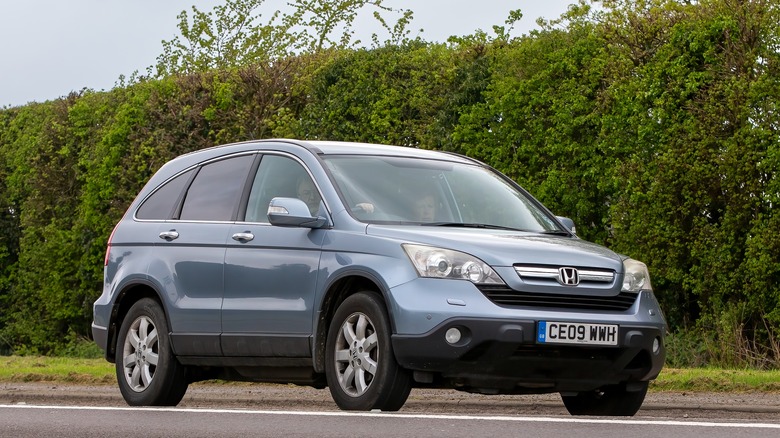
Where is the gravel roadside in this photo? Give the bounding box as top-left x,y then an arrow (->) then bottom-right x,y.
2,382 -> 779,420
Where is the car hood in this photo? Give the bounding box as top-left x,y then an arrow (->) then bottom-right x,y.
365,225 -> 623,271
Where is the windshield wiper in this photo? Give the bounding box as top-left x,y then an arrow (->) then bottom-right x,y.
423,222 -> 527,232
424,222 -> 572,235
539,230 -> 572,236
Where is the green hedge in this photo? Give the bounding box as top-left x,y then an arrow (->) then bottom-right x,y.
1,0 -> 778,367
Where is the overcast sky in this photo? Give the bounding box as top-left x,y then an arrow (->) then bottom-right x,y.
0,0 -> 575,108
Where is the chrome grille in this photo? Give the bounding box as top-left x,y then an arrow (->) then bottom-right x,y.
515,265 -> 615,286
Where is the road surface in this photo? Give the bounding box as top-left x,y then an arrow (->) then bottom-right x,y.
1,383 -> 779,437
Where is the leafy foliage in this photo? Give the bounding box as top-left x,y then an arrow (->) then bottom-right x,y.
298,42 -> 455,146
603,0 -> 780,357
151,0 -> 415,77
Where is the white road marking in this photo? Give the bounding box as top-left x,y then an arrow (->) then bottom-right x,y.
1,404 -> 779,429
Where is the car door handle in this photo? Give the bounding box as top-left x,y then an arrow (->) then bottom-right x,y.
158,230 -> 179,241
232,232 -> 254,242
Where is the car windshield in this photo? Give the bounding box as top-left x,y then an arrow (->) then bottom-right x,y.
323,155 -> 562,233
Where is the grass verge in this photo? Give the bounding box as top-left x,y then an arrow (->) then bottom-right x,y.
1,356 -> 778,392
651,367 -> 780,392
0,356 -> 114,384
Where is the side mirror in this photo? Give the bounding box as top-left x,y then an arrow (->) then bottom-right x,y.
267,197 -> 328,229
556,216 -> 577,235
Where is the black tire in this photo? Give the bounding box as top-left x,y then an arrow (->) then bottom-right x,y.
561,381 -> 648,416
325,292 -> 412,411
115,298 -> 188,406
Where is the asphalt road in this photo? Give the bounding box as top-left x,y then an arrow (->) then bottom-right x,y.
1,383 -> 779,437
2,404 -> 780,438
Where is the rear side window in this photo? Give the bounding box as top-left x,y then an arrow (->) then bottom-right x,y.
180,156 -> 254,221
136,169 -> 194,220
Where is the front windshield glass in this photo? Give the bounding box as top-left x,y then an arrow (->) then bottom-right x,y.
323,155 -> 561,232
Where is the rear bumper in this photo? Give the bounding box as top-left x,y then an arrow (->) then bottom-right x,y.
91,322 -> 109,356
392,318 -> 665,393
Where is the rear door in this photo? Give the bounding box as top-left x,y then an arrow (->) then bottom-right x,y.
147,154 -> 255,356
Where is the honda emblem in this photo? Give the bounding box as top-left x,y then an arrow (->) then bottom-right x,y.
558,267 -> 580,286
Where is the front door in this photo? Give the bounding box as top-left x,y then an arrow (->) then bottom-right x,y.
222,154 -> 326,357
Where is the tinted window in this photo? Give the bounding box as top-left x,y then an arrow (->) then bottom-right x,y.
245,155 -> 319,222
180,156 -> 253,221
136,169 -> 194,220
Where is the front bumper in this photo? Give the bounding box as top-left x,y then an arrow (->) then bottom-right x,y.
392,317 -> 665,393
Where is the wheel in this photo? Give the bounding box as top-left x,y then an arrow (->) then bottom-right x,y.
561,381 -> 648,416
325,292 -> 412,411
115,298 -> 188,406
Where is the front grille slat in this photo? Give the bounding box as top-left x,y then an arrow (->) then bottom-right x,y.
514,264 -> 616,287
477,285 -> 638,311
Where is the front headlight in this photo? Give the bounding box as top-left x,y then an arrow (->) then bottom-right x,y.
402,244 -> 504,284
622,258 -> 652,292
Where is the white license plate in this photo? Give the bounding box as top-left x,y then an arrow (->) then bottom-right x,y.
537,321 -> 619,346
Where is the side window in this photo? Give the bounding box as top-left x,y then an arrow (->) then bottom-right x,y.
136,169 -> 194,220
180,156 -> 254,221
245,155 -> 319,222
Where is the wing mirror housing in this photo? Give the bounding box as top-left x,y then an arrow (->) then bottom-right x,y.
556,216 -> 577,235
268,197 -> 329,229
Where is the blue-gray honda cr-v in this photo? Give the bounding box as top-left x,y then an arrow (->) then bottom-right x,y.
92,139 -> 666,415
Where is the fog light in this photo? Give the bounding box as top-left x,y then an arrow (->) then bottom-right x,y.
445,327 -> 462,344
652,337 -> 661,354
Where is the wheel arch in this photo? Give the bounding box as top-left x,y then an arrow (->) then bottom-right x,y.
313,273 -> 391,373
106,281 -> 166,363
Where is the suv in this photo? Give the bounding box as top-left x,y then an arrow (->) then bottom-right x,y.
92,139 -> 666,415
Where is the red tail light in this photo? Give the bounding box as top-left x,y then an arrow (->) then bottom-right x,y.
104,224 -> 118,266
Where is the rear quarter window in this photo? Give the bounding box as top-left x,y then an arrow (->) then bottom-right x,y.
179,156 -> 254,221
136,169 -> 194,220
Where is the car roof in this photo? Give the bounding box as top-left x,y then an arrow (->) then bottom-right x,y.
300,140 -> 476,163
171,139 -> 479,167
